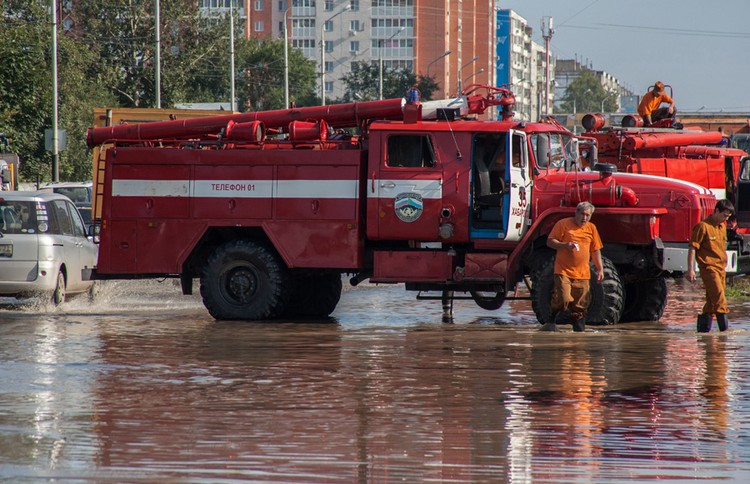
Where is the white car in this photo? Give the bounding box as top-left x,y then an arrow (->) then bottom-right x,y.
0,191 -> 98,304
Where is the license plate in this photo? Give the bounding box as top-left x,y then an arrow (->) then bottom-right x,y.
0,244 -> 12,257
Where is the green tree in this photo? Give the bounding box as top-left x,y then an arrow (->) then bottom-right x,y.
560,69 -> 617,114
236,38 -> 318,111
73,0 -> 230,108
0,2 -> 113,183
337,61 -> 439,103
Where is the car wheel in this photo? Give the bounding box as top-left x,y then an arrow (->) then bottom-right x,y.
87,281 -> 100,302
52,271 -> 66,306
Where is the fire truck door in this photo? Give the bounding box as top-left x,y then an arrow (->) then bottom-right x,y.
504,130 -> 531,241
368,133 -> 443,240
736,156 -> 750,226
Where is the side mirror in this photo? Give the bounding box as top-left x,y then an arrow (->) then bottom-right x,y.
87,223 -> 100,242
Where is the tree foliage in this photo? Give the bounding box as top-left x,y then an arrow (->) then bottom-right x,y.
0,2 -> 115,182
236,39 -> 318,111
0,1 -> 318,184
560,69 -> 617,114
337,61 -> 439,103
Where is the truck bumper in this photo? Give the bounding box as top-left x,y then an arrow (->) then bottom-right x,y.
659,244 -> 738,273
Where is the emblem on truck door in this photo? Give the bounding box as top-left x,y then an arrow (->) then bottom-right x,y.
394,192 -> 423,222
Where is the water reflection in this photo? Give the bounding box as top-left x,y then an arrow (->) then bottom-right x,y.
1,280 -> 750,482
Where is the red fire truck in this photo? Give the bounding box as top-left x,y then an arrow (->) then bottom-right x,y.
86,86 -> 719,324
581,112 -> 750,272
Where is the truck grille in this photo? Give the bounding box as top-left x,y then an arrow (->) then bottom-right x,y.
699,195 -> 716,220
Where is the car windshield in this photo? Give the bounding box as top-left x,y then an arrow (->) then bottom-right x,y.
0,201 -> 39,234
531,132 -> 580,170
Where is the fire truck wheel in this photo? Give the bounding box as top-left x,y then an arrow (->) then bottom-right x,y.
200,240 -> 291,320
284,272 -> 343,318
52,271 -> 66,306
619,277 -> 668,322
470,291 -> 507,310
530,256 -> 624,325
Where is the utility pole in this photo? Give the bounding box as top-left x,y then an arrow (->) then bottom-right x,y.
283,7 -> 290,108
379,27 -> 404,100
155,0 -> 161,108
320,6 -> 350,106
51,0 -> 59,182
229,0 -> 236,111
541,16 -> 554,116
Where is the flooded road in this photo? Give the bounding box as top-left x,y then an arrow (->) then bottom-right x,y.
2,279 -> 750,482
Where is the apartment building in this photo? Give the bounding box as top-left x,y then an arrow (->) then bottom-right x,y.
495,9 -> 553,121
232,0 -> 496,102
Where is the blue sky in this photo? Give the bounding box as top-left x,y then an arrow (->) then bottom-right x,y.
500,0 -> 750,112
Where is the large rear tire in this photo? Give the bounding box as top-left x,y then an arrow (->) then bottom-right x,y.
283,272 -> 343,318
620,277 -> 668,322
200,240 -> 290,320
530,255 -> 624,325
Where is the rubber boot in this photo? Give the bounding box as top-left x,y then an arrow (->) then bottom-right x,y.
716,313 -> 729,332
572,317 -> 586,332
697,314 -> 713,333
540,311 -> 567,332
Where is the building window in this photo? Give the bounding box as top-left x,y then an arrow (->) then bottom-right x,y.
325,81 -> 334,93
349,41 -> 359,53
325,41 -> 333,53
254,20 -> 264,32
255,0 -> 264,10
324,0 -> 333,10
350,0 -> 359,11
323,20 -> 333,32
350,20 -> 361,32
278,0 -> 287,11
325,61 -> 333,73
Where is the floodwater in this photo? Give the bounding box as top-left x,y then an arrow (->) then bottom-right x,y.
2,279 -> 750,483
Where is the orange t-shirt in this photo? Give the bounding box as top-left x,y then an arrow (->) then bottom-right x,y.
550,217 -> 603,279
638,91 -> 674,116
690,219 -> 727,271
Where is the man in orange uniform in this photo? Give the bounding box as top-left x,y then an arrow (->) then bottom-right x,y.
638,81 -> 676,126
687,199 -> 735,332
541,201 -> 604,332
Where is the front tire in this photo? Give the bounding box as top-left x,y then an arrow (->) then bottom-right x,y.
530,255 -> 624,325
52,271 -> 66,306
200,240 -> 290,320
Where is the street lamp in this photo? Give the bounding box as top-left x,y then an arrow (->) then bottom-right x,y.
379,27 -> 405,100
320,6 -> 350,106
283,7 -> 290,108
457,55 -> 479,93
463,68 -> 484,87
426,50 -> 451,79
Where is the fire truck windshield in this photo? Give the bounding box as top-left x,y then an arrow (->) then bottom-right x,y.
530,132 -> 579,170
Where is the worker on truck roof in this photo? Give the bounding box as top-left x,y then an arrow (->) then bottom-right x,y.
638,81 -> 676,126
